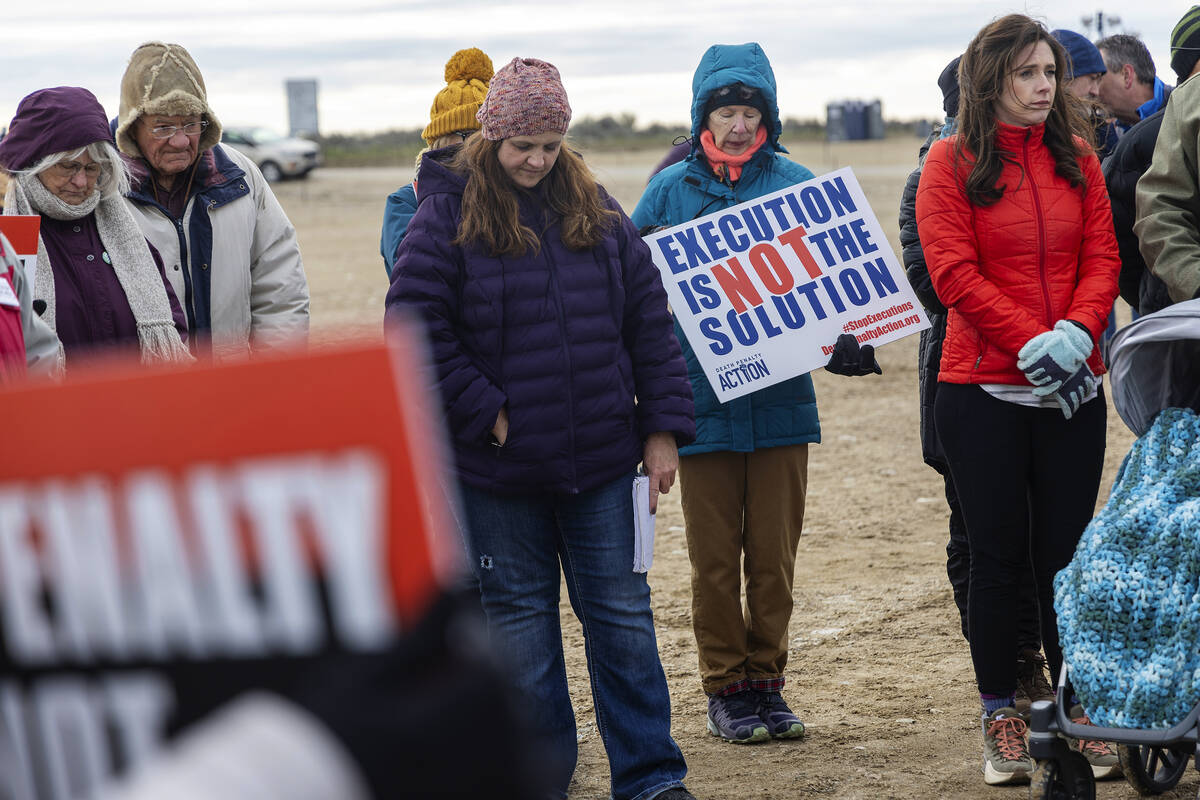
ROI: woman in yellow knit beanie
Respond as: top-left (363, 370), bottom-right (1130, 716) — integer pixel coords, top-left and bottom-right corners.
top-left (381, 48), bottom-right (494, 277)
top-left (422, 48), bottom-right (494, 147)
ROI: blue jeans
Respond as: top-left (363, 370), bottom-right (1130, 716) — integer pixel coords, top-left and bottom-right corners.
top-left (459, 475), bottom-right (687, 800)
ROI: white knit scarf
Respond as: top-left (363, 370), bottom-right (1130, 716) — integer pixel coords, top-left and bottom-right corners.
top-left (6, 175), bottom-right (192, 366)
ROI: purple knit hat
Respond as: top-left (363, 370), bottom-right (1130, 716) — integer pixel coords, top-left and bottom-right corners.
top-left (0, 87), bottom-right (113, 171)
top-left (476, 58), bottom-right (572, 141)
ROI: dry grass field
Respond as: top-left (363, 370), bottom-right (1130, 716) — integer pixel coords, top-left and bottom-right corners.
top-left (270, 137), bottom-right (1171, 799)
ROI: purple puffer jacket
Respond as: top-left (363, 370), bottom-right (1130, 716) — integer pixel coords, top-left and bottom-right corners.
top-left (385, 151), bottom-right (694, 495)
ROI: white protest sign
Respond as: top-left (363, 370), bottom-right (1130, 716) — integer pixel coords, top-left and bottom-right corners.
top-left (644, 167), bottom-right (929, 401)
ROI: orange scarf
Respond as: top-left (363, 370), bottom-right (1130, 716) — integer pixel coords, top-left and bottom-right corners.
top-left (699, 126), bottom-right (768, 183)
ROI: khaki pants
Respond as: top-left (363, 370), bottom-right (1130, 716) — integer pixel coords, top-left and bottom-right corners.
top-left (680, 444), bottom-right (809, 695)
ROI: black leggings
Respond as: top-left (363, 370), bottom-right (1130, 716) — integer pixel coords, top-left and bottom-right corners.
top-left (934, 383), bottom-right (1106, 696)
top-left (941, 468), bottom-right (1042, 650)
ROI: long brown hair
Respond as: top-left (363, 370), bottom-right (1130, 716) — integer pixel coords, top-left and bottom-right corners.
top-left (452, 134), bottom-right (617, 257)
top-left (955, 14), bottom-right (1092, 206)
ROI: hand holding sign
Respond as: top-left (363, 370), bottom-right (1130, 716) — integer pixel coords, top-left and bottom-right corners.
top-left (824, 333), bottom-right (882, 376)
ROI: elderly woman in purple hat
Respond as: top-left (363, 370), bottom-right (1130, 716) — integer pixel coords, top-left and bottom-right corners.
top-left (386, 58), bottom-right (697, 800)
top-left (0, 86), bottom-right (189, 368)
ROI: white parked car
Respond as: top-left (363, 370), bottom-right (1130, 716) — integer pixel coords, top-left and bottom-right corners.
top-left (221, 126), bottom-right (322, 182)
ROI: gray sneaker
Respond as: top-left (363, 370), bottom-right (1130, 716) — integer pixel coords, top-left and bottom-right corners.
top-left (707, 691), bottom-right (769, 744)
top-left (755, 691), bottom-right (806, 739)
top-left (1069, 704), bottom-right (1122, 780)
top-left (982, 707), bottom-right (1033, 785)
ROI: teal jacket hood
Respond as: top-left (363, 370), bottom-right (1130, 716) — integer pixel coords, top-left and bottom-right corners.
top-left (690, 42), bottom-right (785, 152)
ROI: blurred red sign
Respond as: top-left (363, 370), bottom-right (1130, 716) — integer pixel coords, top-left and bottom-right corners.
top-left (0, 215), bottom-right (40, 287)
top-left (0, 324), bottom-right (462, 793)
top-left (0, 216), bottom-right (39, 253)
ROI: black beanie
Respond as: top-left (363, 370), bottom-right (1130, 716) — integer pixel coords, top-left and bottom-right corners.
top-left (1171, 6), bottom-right (1200, 83)
top-left (938, 56), bottom-right (962, 117)
top-left (704, 83), bottom-right (769, 121)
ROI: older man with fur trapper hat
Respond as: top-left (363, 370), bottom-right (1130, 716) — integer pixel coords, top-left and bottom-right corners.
top-left (116, 41), bottom-right (309, 358)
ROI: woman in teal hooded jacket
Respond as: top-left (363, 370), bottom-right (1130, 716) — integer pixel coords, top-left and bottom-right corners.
top-left (632, 42), bottom-right (817, 745)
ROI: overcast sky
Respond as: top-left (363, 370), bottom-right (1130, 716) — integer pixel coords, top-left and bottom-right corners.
top-left (2, 1), bottom-right (1187, 136)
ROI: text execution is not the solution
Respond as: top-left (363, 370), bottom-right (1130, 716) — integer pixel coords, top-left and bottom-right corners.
top-left (653, 175), bottom-right (903, 356)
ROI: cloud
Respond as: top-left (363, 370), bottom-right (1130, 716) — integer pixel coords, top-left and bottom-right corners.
top-left (0, 0), bottom-right (1186, 134)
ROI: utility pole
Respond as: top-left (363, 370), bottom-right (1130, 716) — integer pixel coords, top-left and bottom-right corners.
top-left (1081, 10), bottom-right (1122, 39)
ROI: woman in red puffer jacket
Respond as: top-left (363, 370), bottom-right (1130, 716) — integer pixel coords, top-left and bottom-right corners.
top-left (915, 14), bottom-right (1119, 788)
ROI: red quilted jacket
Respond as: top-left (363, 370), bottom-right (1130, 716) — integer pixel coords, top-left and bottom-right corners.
top-left (915, 121), bottom-right (1119, 384)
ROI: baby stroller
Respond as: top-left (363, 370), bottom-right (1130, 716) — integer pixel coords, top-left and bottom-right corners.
top-left (1029, 299), bottom-right (1200, 799)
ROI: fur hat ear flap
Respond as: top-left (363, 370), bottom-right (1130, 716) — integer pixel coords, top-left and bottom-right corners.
top-left (115, 41), bottom-right (222, 158)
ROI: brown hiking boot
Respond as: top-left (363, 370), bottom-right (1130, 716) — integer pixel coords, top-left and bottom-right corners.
top-left (1014, 648), bottom-right (1054, 717)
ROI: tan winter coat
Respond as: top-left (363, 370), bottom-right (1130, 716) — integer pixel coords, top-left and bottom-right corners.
top-left (124, 144), bottom-right (309, 359)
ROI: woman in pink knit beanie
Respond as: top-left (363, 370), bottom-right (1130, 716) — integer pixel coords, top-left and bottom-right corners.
top-left (385, 57), bottom-right (697, 800)
top-left (472, 57), bottom-right (575, 191)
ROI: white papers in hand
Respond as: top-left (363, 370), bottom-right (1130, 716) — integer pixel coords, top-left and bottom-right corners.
top-left (632, 475), bottom-right (656, 573)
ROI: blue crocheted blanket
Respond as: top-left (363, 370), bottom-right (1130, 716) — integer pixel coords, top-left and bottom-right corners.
top-left (1055, 407), bottom-right (1200, 729)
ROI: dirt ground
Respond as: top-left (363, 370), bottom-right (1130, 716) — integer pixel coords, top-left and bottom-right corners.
top-left (270, 138), bottom-right (1185, 800)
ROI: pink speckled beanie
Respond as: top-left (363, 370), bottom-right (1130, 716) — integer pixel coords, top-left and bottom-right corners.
top-left (476, 57), bottom-right (572, 140)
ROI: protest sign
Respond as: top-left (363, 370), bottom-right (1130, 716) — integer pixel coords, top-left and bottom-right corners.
top-left (0, 216), bottom-right (41, 288)
top-left (644, 167), bottom-right (929, 401)
top-left (0, 326), bottom-right (464, 796)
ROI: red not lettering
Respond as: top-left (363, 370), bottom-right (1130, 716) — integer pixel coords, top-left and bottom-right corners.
top-left (748, 242), bottom-right (794, 295)
top-left (710, 256), bottom-right (763, 314)
top-left (777, 227), bottom-right (823, 279)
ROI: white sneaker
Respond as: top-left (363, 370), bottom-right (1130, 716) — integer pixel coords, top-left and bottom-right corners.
top-left (982, 707), bottom-right (1033, 785)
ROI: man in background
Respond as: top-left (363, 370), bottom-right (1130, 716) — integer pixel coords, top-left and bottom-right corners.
top-left (1098, 34), bottom-right (1172, 134)
top-left (1135, 8), bottom-right (1200, 306)
top-left (1107, 7), bottom-right (1200, 316)
top-left (1052, 29), bottom-right (1117, 158)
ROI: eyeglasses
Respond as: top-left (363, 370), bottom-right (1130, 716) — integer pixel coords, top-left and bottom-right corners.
top-left (51, 161), bottom-right (102, 179)
top-left (147, 121), bottom-right (208, 139)
top-left (713, 84), bottom-right (760, 102)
